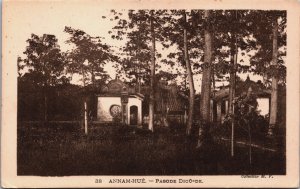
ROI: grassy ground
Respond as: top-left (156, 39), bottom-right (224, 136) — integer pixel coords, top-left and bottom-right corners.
top-left (17, 122), bottom-right (285, 176)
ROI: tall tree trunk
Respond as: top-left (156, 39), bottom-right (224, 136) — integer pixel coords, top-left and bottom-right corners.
top-left (228, 32), bottom-right (238, 156)
top-left (228, 40), bottom-right (236, 116)
top-left (183, 11), bottom-right (195, 136)
top-left (198, 10), bottom-right (212, 146)
top-left (268, 17), bottom-right (278, 136)
top-left (137, 23), bottom-right (142, 94)
top-left (228, 11), bottom-right (238, 156)
top-left (148, 10), bottom-right (156, 132)
top-left (82, 69), bottom-right (88, 135)
top-left (228, 11), bottom-right (238, 117)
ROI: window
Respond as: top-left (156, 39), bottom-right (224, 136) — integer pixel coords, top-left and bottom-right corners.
top-left (110, 105), bottom-right (121, 117)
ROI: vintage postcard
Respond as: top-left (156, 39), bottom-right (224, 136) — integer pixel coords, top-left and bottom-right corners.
top-left (1, 0), bottom-right (299, 188)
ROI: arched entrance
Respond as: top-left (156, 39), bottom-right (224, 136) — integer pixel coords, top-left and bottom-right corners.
top-left (130, 106), bottom-right (138, 125)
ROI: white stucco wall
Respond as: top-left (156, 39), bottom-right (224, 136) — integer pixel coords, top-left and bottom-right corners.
top-left (97, 97), bottom-right (121, 122)
top-left (97, 96), bottom-right (142, 125)
top-left (257, 98), bottom-right (269, 116)
top-left (127, 97), bottom-right (142, 125)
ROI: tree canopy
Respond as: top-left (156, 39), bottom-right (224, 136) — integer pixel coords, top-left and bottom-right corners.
top-left (19, 34), bottom-right (68, 87)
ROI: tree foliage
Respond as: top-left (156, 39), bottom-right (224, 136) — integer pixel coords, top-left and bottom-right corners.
top-left (248, 11), bottom-right (286, 84)
top-left (108, 10), bottom-right (179, 85)
top-left (64, 26), bottom-right (117, 86)
top-left (19, 34), bottom-right (68, 86)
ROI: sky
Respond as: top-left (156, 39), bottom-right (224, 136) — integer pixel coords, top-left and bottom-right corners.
top-left (5, 1), bottom-right (264, 93)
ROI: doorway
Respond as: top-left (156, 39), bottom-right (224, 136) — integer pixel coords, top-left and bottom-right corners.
top-left (130, 106), bottom-right (138, 125)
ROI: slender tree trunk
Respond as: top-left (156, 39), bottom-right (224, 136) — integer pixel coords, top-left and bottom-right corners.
top-left (198, 10), bottom-right (212, 146)
top-left (183, 11), bottom-right (195, 136)
top-left (228, 11), bottom-right (238, 116)
top-left (228, 35), bottom-right (238, 156)
top-left (137, 24), bottom-right (142, 94)
top-left (211, 64), bottom-right (216, 123)
top-left (82, 69), bottom-right (88, 135)
top-left (228, 12), bottom-right (238, 115)
top-left (268, 17), bottom-right (278, 136)
top-left (227, 11), bottom-right (239, 156)
top-left (228, 40), bottom-right (236, 116)
top-left (84, 100), bottom-right (88, 134)
top-left (148, 11), bottom-right (156, 132)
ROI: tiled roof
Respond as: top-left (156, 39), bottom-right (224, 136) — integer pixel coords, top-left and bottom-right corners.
top-left (213, 87), bottom-right (230, 101)
top-left (213, 77), bottom-right (271, 101)
top-left (99, 79), bottom-right (144, 98)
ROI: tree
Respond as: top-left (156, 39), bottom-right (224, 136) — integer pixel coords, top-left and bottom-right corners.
top-left (148, 10), bottom-right (156, 132)
top-left (268, 16), bottom-right (279, 136)
top-left (19, 34), bottom-right (66, 122)
top-left (247, 11), bottom-right (286, 135)
top-left (109, 10), bottom-right (168, 131)
top-left (249, 11), bottom-right (286, 83)
top-left (182, 10), bottom-right (195, 135)
top-left (64, 27), bottom-right (117, 134)
top-left (64, 27), bottom-right (116, 86)
top-left (198, 10), bottom-right (213, 146)
top-left (228, 11), bottom-right (239, 156)
top-left (157, 10), bottom-right (204, 134)
top-left (210, 10), bottom-right (286, 140)
top-left (113, 17), bottom-right (152, 88)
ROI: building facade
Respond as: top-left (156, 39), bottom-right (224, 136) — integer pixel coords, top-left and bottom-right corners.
top-left (211, 77), bottom-right (271, 124)
top-left (96, 79), bottom-right (144, 126)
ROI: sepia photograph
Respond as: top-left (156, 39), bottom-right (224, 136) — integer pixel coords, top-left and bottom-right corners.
top-left (1, 0), bottom-right (299, 188)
